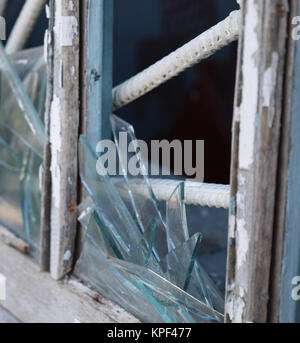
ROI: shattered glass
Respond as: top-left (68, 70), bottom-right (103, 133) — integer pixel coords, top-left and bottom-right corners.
top-left (75, 114), bottom-right (225, 322)
top-left (0, 43), bottom-right (45, 259)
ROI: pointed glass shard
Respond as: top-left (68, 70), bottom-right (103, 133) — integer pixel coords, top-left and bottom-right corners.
top-left (79, 135), bottom-right (142, 256)
top-left (77, 115), bottom-right (225, 321)
top-left (160, 232), bottom-right (202, 291)
top-left (74, 200), bottom-right (174, 323)
top-left (166, 182), bottom-right (189, 251)
top-left (110, 114), bottom-right (168, 260)
top-left (108, 257), bottom-right (224, 323)
top-left (164, 182), bottom-right (224, 312)
top-left (0, 44), bottom-right (44, 259)
top-left (0, 120), bottom-right (42, 260)
top-left (0, 43), bottom-right (44, 157)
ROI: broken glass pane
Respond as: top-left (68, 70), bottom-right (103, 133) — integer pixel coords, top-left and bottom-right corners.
top-left (108, 257), bottom-right (223, 323)
top-left (75, 201), bottom-right (174, 322)
top-left (76, 197), bottom-right (222, 323)
top-left (111, 114), bottom-right (169, 259)
top-left (111, 114), bottom-right (224, 312)
top-left (79, 135), bottom-right (142, 257)
top-left (0, 44), bottom-right (44, 156)
top-left (0, 43), bottom-right (45, 259)
top-left (75, 114), bottom-right (225, 322)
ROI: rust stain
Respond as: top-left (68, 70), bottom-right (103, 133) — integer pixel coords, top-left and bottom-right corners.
top-left (68, 203), bottom-right (76, 213)
top-left (92, 293), bottom-right (103, 303)
top-left (276, 3), bottom-right (285, 17)
top-left (21, 245), bottom-right (30, 254)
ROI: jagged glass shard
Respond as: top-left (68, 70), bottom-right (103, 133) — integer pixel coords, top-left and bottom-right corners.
top-left (0, 44), bottom-right (45, 260)
top-left (111, 114), bottom-right (169, 259)
top-left (74, 201), bottom-right (175, 323)
top-left (0, 43), bottom-right (44, 157)
top-left (165, 182), bottom-right (224, 313)
top-left (79, 135), bottom-right (142, 256)
top-left (0, 128), bottom-right (24, 233)
top-left (166, 182), bottom-right (189, 251)
top-left (22, 53), bottom-right (46, 119)
top-left (108, 257), bottom-right (224, 323)
top-left (192, 261), bottom-right (225, 314)
top-left (160, 232), bottom-right (202, 292)
top-left (128, 218), bottom-right (160, 271)
top-left (79, 137), bottom-right (163, 274)
top-left (10, 47), bottom-right (44, 82)
top-left (76, 116), bottom-right (225, 322)
top-left (0, 124), bottom-right (42, 260)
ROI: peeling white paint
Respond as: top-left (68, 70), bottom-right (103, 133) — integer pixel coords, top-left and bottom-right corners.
top-left (238, 1), bottom-right (259, 170)
top-left (59, 60), bottom-right (63, 88)
top-left (262, 52), bottom-right (279, 128)
top-left (236, 218), bottom-right (249, 270)
top-left (235, 288), bottom-right (246, 323)
top-left (50, 94), bottom-right (62, 209)
top-left (64, 250), bottom-right (72, 261)
top-left (50, 94), bottom-right (62, 152)
top-left (53, 0), bottom-right (62, 40)
top-left (60, 16), bottom-right (78, 47)
top-left (70, 65), bottom-right (75, 76)
top-left (54, 1), bottom-right (78, 49)
top-left (51, 160), bottom-right (61, 210)
top-left (69, 0), bottom-right (74, 11)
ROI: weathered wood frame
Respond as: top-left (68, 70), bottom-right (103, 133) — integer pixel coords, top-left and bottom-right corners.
top-left (47, 0), bottom-right (80, 280)
top-left (225, 0), bottom-right (300, 323)
top-left (273, 0), bottom-right (300, 323)
top-left (0, 239), bottom-right (138, 323)
top-left (41, 0), bottom-right (113, 280)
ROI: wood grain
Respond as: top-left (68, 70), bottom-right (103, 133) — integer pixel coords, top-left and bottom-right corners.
top-left (49, 0), bottom-right (80, 280)
top-left (0, 240), bottom-right (139, 323)
top-left (225, 0), bottom-right (289, 323)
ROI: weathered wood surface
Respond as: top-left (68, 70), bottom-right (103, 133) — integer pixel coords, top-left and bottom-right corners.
top-left (82, 0), bottom-right (113, 146)
top-left (40, 0), bottom-right (54, 273)
top-left (225, 0), bottom-right (289, 323)
top-left (275, 0), bottom-right (300, 323)
top-left (0, 225), bottom-right (29, 255)
top-left (267, 0), bottom-right (297, 323)
top-left (0, 240), bottom-right (139, 323)
top-left (49, 0), bottom-right (80, 280)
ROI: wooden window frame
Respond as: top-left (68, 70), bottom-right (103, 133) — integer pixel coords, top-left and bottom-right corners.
top-left (1, 0), bottom-right (300, 323)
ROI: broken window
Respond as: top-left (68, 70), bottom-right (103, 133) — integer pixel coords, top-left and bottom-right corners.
top-left (0, 43), bottom-right (45, 259)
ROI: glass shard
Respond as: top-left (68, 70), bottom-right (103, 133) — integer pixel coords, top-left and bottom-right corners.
top-left (108, 257), bottom-right (224, 323)
top-left (79, 135), bottom-right (142, 256)
top-left (76, 116), bottom-right (225, 322)
top-left (0, 43), bottom-right (44, 156)
top-left (0, 44), bottom-right (45, 259)
top-left (111, 114), bottom-right (169, 259)
top-left (75, 201), bottom-right (174, 322)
